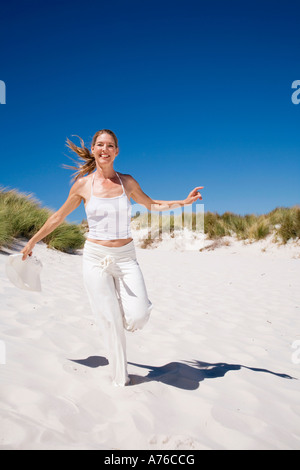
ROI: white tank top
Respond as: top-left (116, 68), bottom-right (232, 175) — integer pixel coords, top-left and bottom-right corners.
top-left (85, 172), bottom-right (132, 240)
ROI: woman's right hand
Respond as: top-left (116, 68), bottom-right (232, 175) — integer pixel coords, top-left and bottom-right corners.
top-left (21, 241), bottom-right (35, 261)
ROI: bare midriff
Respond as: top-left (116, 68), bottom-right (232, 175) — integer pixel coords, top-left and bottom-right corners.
top-left (86, 238), bottom-right (133, 247)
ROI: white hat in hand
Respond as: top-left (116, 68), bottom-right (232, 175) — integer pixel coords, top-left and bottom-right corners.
top-left (5, 254), bottom-right (43, 292)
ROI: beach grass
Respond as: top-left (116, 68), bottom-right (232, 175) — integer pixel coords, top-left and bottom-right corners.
top-left (0, 188), bottom-right (86, 252)
top-left (0, 188), bottom-right (299, 251)
top-left (131, 206), bottom-right (300, 244)
top-left (203, 207), bottom-right (299, 243)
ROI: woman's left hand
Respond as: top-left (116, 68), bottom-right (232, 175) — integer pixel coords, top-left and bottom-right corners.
top-left (184, 186), bottom-right (204, 205)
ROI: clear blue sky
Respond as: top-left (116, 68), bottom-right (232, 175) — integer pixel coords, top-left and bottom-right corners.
top-left (0, 0), bottom-right (299, 223)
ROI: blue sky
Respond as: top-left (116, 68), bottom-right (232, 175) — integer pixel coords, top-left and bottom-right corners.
top-left (0, 0), bottom-right (299, 223)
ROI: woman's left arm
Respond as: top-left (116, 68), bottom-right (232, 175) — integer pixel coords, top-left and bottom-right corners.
top-left (128, 176), bottom-right (204, 212)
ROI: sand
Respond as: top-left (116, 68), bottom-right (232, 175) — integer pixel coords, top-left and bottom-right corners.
top-left (0, 233), bottom-right (300, 450)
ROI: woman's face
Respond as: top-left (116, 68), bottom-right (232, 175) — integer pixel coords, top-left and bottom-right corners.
top-left (92, 133), bottom-right (119, 165)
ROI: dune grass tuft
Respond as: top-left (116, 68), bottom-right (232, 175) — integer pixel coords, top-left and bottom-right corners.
top-left (131, 205), bottom-right (300, 245)
top-left (0, 187), bottom-right (86, 252)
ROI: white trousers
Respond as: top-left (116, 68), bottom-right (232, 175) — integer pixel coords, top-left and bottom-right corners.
top-left (82, 240), bottom-right (152, 386)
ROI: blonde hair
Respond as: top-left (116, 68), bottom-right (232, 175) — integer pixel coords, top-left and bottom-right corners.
top-left (63, 129), bottom-right (119, 182)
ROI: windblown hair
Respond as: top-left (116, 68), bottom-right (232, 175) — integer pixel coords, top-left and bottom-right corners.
top-left (63, 129), bottom-right (119, 182)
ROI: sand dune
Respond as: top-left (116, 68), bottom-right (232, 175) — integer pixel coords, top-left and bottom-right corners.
top-left (0, 234), bottom-right (300, 450)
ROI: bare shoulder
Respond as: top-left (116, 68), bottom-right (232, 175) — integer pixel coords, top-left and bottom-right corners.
top-left (118, 173), bottom-right (139, 191)
top-left (118, 173), bottom-right (141, 198)
top-left (70, 174), bottom-right (93, 204)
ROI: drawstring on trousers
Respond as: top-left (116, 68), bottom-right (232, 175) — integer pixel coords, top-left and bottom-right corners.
top-left (100, 255), bottom-right (116, 276)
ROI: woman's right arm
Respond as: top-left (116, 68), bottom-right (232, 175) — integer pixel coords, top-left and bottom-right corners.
top-left (21, 178), bottom-right (85, 260)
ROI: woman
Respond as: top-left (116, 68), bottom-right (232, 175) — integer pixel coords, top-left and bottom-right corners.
top-left (21, 129), bottom-right (203, 386)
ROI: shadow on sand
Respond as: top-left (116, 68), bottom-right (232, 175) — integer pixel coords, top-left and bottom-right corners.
top-left (70, 356), bottom-right (109, 368)
top-left (69, 356), bottom-right (297, 390)
top-left (127, 360), bottom-right (297, 389)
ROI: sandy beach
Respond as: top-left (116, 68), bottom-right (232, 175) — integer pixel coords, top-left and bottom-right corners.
top-left (0, 233), bottom-right (300, 450)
